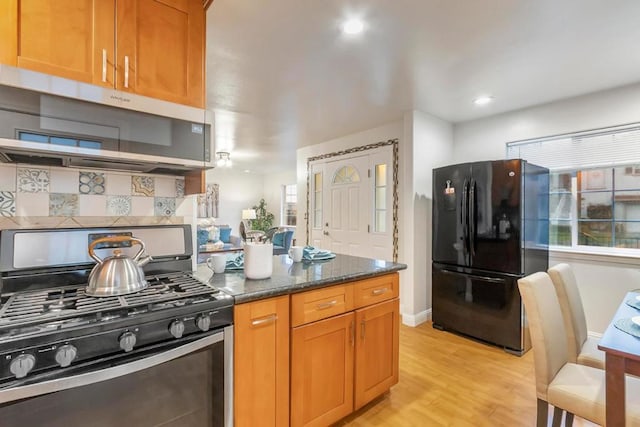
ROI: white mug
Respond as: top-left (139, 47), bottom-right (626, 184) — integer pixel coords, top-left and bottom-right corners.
top-left (288, 245), bottom-right (303, 263)
top-left (244, 242), bottom-right (273, 279)
top-left (206, 254), bottom-right (226, 274)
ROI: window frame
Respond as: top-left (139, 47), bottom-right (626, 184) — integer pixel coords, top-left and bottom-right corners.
top-left (281, 183), bottom-right (297, 227)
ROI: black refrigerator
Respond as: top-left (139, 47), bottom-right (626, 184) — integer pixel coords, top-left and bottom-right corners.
top-left (432, 159), bottom-right (549, 354)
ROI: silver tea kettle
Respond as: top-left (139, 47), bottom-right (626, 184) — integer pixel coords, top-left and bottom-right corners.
top-left (86, 235), bottom-right (153, 297)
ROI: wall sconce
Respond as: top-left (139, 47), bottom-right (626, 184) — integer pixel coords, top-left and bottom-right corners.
top-left (216, 151), bottom-right (232, 168)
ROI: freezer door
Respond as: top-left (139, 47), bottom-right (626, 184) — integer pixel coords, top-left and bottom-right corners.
top-left (432, 163), bottom-right (471, 266)
top-left (469, 160), bottom-right (522, 274)
top-left (432, 264), bottom-right (526, 352)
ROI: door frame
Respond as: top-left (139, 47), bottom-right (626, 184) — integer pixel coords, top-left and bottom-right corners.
top-left (305, 138), bottom-right (399, 261)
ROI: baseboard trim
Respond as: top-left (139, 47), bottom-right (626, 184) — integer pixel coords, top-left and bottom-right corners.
top-left (588, 331), bottom-right (603, 339)
top-left (401, 309), bottom-right (431, 327)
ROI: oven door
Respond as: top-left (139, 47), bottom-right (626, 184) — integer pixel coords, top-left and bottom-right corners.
top-left (0, 326), bottom-right (233, 427)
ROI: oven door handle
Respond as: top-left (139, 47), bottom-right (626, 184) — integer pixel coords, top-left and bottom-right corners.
top-left (0, 331), bottom-right (224, 404)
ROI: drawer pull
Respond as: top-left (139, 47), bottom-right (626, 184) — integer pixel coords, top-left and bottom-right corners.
top-left (251, 314), bottom-right (277, 326)
top-left (316, 300), bottom-right (338, 310)
top-left (371, 287), bottom-right (389, 296)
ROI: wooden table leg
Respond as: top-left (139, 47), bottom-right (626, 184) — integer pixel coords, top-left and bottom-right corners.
top-left (605, 353), bottom-right (626, 427)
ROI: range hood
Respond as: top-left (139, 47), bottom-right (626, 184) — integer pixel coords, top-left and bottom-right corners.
top-left (0, 64), bottom-right (214, 175)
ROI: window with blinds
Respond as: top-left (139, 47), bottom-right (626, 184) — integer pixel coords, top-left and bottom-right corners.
top-left (506, 124), bottom-right (640, 253)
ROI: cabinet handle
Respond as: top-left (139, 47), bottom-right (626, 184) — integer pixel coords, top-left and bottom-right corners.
top-left (360, 319), bottom-right (366, 340)
top-left (124, 55), bottom-right (130, 88)
top-left (251, 314), bottom-right (277, 326)
top-left (371, 287), bottom-right (389, 296)
top-left (102, 49), bottom-right (107, 82)
top-left (316, 300), bottom-right (337, 310)
top-left (350, 321), bottom-right (354, 346)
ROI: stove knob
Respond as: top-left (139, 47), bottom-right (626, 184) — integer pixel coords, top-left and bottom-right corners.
top-left (196, 315), bottom-right (211, 332)
top-left (9, 354), bottom-right (36, 379)
top-left (169, 320), bottom-right (185, 338)
top-left (119, 332), bottom-right (137, 352)
top-left (55, 344), bottom-right (78, 368)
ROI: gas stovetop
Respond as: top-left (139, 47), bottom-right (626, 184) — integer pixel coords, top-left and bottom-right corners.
top-left (0, 273), bottom-right (232, 341)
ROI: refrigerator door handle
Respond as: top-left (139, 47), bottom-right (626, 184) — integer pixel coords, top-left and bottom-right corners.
top-left (469, 179), bottom-right (477, 258)
top-left (441, 269), bottom-right (506, 284)
top-left (461, 179), bottom-right (469, 258)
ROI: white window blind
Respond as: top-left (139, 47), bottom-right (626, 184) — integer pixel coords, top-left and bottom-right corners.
top-left (506, 125), bottom-right (640, 170)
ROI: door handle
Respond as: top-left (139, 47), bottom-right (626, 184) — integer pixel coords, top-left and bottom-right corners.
top-left (102, 49), bottom-right (107, 82)
top-left (323, 231), bottom-right (329, 236)
top-left (441, 269), bottom-right (506, 284)
top-left (124, 55), bottom-right (130, 88)
top-left (251, 314), bottom-right (277, 326)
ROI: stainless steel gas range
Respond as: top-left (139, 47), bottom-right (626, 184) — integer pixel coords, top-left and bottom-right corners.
top-left (0, 225), bottom-right (233, 427)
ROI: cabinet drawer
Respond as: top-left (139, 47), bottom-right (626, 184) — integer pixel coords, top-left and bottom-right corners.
top-left (291, 285), bottom-right (354, 327)
top-left (353, 273), bottom-right (399, 309)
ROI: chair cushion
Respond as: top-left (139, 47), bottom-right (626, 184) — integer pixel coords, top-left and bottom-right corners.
top-left (577, 336), bottom-right (605, 369)
top-left (272, 232), bottom-right (284, 247)
top-left (219, 227), bottom-right (232, 243)
top-left (548, 362), bottom-right (640, 426)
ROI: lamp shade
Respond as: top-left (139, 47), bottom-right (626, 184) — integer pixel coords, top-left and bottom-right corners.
top-left (242, 209), bottom-right (257, 220)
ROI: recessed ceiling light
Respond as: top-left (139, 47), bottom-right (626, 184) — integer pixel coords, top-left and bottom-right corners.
top-left (342, 18), bottom-right (364, 35)
top-left (473, 96), bottom-right (494, 106)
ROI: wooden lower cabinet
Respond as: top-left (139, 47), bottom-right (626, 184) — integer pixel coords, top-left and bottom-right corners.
top-left (291, 312), bottom-right (355, 427)
top-left (234, 295), bottom-right (290, 427)
top-left (354, 298), bottom-right (400, 410)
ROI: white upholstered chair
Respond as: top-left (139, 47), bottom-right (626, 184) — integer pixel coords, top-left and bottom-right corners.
top-left (547, 263), bottom-right (605, 369)
top-left (518, 272), bottom-right (640, 426)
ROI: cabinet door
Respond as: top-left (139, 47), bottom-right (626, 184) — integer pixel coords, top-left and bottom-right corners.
top-left (291, 312), bottom-right (355, 427)
top-left (11, 0), bottom-right (115, 86)
top-left (234, 295), bottom-right (290, 427)
top-left (354, 298), bottom-right (399, 410)
top-left (116, 0), bottom-right (205, 107)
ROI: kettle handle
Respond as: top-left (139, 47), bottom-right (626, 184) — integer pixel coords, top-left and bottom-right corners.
top-left (88, 236), bottom-right (146, 264)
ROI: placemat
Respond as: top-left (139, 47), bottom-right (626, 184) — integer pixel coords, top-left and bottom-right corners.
top-left (614, 318), bottom-right (640, 339)
top-left (626, 298), bottom-right (640, 311)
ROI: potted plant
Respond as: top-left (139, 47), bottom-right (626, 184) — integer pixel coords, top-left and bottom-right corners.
top-left (250, 198), bottom-right (275, 232)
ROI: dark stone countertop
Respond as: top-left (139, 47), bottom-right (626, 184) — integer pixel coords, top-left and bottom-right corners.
top-left (194, 254), bottom-right (407, 304)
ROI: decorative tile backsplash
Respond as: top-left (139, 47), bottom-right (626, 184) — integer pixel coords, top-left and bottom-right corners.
top-left (0, 164), bottom-right (189, 229)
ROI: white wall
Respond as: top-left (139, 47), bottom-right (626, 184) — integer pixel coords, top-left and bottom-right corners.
top-left (204, 168), bottom-right (266, 235)
top-left (407, 111), bottom-right (454, 323)
top-left (454, 82), bottom-right (640, 333)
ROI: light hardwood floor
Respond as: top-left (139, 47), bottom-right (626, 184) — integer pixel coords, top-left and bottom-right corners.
top-left (339, 321), bottom-right (598, 426)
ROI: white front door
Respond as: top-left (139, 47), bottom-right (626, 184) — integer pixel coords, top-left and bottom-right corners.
top-left (309, 147), bottom-right (394, 260)
top-left (322, 155), bottom-right (369, 256)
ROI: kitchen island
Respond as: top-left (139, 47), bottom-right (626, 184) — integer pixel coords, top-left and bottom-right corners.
top-left (196, 254), bottom-right (406, 427)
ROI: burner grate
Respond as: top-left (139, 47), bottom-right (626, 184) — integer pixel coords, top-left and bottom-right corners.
top-left (0, 273), bottom-right (218, 329)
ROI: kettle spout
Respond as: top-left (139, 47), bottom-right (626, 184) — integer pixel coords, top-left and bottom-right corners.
top-left (136, 255), bottom-right (153, 267)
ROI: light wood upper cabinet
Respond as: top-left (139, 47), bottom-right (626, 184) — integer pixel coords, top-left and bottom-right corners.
top-left (354, 298), bottom-right (400, 410)
top-left (7, 0), bottom-right (115, 86)
top-left (234, 295), bottom-right (290, 427)
top-left (0, 0), bottom-right (204, 107)
top-left (116, 0), bottom-right (205, 107)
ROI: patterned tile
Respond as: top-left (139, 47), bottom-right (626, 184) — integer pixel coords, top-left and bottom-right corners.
top-left (131, 176), bottom-right (155, 196)
top-left (17, 168), bottom-right (49, 193)
top-left (49, 193), bottom-right (79, 216)
top-left (107, 195), bottom-right (132, 216)
top-left (176, 179), bottom-right (185, 198)
top-left (79, 172), bottom-right (106, 195)
top-left (154, 197), bottom-right (176, 217)
top-left (0, 191), bottom-right (16, 217)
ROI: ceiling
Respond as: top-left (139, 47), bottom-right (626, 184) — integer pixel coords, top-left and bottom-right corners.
top-left (205, 0), bottom-right (640, 174)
